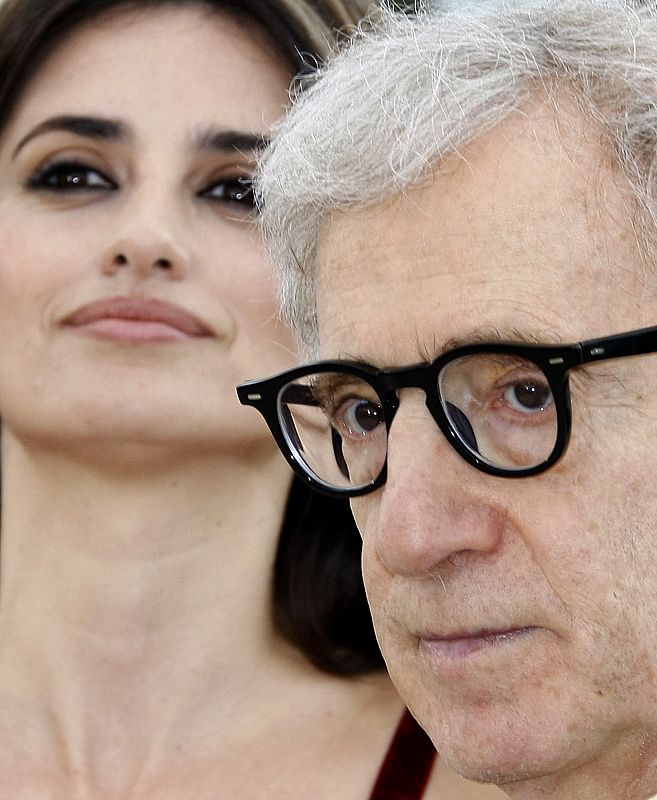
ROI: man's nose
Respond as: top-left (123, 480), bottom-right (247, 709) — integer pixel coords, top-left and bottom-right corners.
top-left (101, 191), bottom-right (191, 280)
top-left (369, 395), bottom-right (506, 578)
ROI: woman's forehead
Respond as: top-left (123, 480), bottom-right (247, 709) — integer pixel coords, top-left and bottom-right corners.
top-left (2, 5), bottom-right (292, 148)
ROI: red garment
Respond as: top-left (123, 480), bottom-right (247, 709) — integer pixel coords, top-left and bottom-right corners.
top-left (368, 709), bottom-right (437, 800)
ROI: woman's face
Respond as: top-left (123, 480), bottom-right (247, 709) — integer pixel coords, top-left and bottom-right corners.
top-left (0, 5), bottom-right (295, 454)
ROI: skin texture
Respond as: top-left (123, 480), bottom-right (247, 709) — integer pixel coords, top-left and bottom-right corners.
top-left (0, 6), bottom-right (505, 798)
top-left (0, 8), bottom-right (401, 799)
top-left (314, 98), bottom-right (657, 799)
top-left (0, 5), bottom-right (296, 460)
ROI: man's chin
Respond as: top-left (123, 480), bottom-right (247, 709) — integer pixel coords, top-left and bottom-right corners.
top-left (411, 702), bottom-right (584, 791)
top-left (440, 752), bottom-right (555, 788)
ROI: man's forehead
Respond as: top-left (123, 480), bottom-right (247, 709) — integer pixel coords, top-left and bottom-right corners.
top-left (314, 100), bottom-right (645, 363)
top-left (318, 97), bottom-right (614, 268)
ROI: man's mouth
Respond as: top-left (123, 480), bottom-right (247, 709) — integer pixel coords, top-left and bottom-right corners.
top-left (418, 626), bottom-right (540, 660)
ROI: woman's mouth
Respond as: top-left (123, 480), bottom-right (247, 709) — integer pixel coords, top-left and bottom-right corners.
top-left (62, 296), bottom-right (214, 342)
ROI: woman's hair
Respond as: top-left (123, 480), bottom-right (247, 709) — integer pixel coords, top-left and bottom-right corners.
top-left (275, 478), bottom-right (382, 674)
top-left (0, 0), bottom-right (374, 134)
top-left (257, 0), bottom-right (657, 352)
top-left (0, 0), bottom-right (383, 675)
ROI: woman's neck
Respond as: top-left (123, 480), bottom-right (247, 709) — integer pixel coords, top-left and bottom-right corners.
top-left (0, 430), bottom-right (303, 795)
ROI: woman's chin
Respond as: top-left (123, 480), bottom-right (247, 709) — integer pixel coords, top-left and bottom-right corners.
top-left (1, 403), bottom-right (276, 466)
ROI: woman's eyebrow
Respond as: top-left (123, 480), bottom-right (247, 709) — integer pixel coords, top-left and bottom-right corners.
top-left (12, 119), bottom-right (267, 161)
top-left (194, 127), bottom-right (268, 156)
top-left (12, 114), bottom-right (127, 158)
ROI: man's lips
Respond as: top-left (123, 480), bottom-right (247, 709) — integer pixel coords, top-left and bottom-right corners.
top-left (418, 626), bottom-right (540, 660)
top-left (62, 297), bottom-right (214, 341)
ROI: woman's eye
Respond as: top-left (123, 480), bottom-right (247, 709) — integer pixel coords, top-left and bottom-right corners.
top-left (27, 161), bottom-right (116, 192)
top-left (199, 176), bottom-right (255, 210)
top-left (503, 380), bottom-right (553, 413)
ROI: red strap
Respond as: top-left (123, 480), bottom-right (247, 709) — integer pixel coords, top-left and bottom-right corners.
top-left (368, 708), bottom-right (437, 800)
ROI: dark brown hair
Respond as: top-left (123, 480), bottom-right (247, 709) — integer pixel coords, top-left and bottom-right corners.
top-left (275, 478), bottom-right (382, 674)
top-left (0, 0), bottom-right (383, 675)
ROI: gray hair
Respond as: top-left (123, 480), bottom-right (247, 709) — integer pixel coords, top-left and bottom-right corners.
top-left (256, 0), bottom-right (657, 351)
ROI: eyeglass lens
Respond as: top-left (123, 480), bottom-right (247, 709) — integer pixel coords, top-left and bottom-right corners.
top-left (277, 353), bottom-right (559, 490)
top-left (278, 373), bottom-right (387, 491)
top-left (439, 354), bottom-right (557, 470)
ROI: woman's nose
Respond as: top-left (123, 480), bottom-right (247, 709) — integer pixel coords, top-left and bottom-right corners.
top-left (101, 199), bottom-right (191, 280)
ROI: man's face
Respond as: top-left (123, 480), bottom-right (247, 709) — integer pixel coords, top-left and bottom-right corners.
top-left (314, 103), bottom-right (657, 796)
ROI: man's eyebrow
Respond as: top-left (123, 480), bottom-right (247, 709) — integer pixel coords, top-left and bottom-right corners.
top-left (194, 127), bottom-right (268, 155)
top-left (330, 326), bottom-right (565, 366)
top-left (438, 326), bottom-right (565, 354)
top-left (12, 115), bottom-right (127, 159)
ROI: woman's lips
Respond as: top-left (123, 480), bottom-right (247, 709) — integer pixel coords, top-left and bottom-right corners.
top-left (419, 626), bottom-right (539, 661)
top-left (62, 297), bottom-right (214, 342)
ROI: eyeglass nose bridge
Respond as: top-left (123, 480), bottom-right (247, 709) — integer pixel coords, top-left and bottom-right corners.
top-left (379, 360), bottom-right (462, 448)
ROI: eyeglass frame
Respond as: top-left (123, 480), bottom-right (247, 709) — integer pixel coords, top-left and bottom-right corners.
top-left (236, 324), bottom-right (657, 498)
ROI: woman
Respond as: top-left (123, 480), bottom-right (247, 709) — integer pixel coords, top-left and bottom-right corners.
top-left (0, 0), bottom-right (505, 797)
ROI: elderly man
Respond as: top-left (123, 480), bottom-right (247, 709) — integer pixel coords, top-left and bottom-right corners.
top-left (238, 1), bottom-right (657, 796)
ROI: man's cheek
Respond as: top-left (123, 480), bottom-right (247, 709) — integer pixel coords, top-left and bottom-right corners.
top-left (360, 540), bottom-right (388, 615)
top-left (350, 493), bottom-right (378, 541)
top-left (352, 495), bottom-right (388, 598)
top-left (360, 539), bottom-right (402, 648)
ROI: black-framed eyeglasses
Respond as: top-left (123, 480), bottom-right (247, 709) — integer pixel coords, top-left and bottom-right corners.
top-left (236, 324), bottom-right (657, 498)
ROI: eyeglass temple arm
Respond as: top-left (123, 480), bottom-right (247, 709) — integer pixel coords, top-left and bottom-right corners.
top-left (237, 382), bottom-right (320, 409)
top-left (279, 384), bottom-right (321, 407)
top-left (578, 325), bottom-right (657, 365)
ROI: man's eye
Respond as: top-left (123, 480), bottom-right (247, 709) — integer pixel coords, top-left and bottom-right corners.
top-left (503, 380), bottom-right (554, 413)
top-left (334, 397), bottom-right (384, 438)
top-left (199, 177), bottom-right (255, 210)
top-left (27, 161), bottom-right (116, 191)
